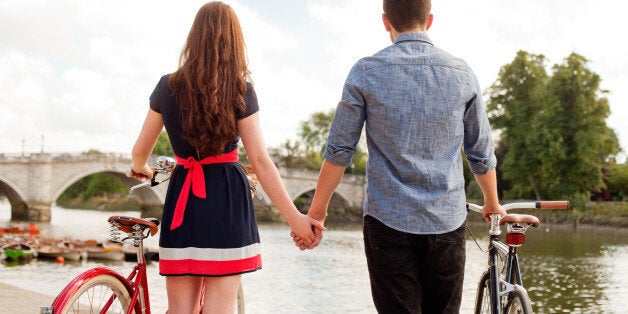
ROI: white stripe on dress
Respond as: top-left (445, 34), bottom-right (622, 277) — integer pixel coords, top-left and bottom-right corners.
top-left (159, 243), bottom-right (261, 261)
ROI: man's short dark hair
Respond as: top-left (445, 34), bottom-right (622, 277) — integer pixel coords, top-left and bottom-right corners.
top-left (383, 0), bottom-right (431, 32)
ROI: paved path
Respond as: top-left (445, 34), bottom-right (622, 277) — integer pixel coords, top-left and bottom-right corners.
top-left (0, 282), bottom-right (54, 313)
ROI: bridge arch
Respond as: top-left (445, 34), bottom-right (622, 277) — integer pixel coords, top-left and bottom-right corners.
top-left (0, 175), bottom-right (29, 219)
top-left (291, 187), bottom-right (352, 209)
top-left (51, 169), bottom-right (163, 206)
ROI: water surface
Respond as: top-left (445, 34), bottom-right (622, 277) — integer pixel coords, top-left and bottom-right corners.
top-left (1, 203), bottom-right (627, 313)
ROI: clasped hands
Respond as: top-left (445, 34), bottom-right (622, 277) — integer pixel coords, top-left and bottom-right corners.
top-left (290, 213), bottom-right (325, 251)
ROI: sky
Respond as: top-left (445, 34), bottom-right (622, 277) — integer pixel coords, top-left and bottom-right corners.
top-left (1, 0), bottom-right (627, 161)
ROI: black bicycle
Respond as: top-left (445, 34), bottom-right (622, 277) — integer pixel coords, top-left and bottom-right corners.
top-left (467, 201), bottom-right (569, 314)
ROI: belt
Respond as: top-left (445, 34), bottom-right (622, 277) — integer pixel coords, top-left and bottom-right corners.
top-left (171, 149), bottom-right (238, 230)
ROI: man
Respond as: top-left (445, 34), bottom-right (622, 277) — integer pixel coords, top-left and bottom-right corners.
top-left (297, 0), bottom-right (506, 313)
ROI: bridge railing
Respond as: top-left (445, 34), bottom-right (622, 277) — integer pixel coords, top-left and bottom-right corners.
top-left (0, 152), bottom-right (132, 162)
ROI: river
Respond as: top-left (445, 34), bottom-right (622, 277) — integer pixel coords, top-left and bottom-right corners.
top-left (1, 202), bottom-right (627, 313)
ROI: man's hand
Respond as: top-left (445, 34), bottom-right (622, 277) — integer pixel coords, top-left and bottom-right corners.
top-left (291, 213), bottom-right (325, 250)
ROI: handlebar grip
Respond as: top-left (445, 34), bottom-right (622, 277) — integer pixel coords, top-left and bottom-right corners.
top-left (538, 201), bottom-right (570, 209)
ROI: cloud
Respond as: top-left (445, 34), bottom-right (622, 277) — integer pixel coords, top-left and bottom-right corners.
top-left (1, 0), bottom-right (627, 158)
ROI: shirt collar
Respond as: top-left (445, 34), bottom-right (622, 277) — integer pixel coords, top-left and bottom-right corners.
top-left (394, 32), bottom-right (433, 46)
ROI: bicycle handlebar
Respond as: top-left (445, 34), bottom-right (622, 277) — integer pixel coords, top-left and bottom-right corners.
top-left (129, 156), bottom-right (176, 191)
top-left (467, 201), bottom-right (570, 213)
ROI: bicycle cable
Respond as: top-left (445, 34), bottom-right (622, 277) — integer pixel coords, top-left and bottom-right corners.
top-left (466, 225), bottom-right (488, 253)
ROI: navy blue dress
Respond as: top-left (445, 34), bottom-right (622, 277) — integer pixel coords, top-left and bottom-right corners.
top-left (149, 74), bottom-right (261, 276)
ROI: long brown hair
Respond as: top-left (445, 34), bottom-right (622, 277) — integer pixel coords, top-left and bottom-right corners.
top-left (169, 1), bottom-right (250, 158)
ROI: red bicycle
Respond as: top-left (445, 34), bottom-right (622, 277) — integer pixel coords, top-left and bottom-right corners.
top-left (40, 156), bottom-right (247, 313)
top-left (41, 216), bottom-right (160, 313)
top-left (40, 157), bottom-right (172, 314)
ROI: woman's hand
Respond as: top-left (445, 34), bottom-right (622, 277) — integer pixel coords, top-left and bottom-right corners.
top-left (287, 213), bottom-right (325, 249)
top-left (130, 163), bottom-right (154, 180)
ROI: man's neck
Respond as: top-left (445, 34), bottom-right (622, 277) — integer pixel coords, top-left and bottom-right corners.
top-left (390, 27), bottom-right (426, 42)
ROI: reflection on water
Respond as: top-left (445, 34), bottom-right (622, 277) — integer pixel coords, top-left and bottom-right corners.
top-left (515, 228), bottom-right (628, 313)
top-left (1, 202), bottom-right (627, 313)
top-left (466, 224), bottom-right (628, 313)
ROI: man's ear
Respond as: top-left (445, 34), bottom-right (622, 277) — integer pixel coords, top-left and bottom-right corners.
top-left (382, 13), bottom-right (393, 32)
top-left (425, 13), bottom-right (434, 31)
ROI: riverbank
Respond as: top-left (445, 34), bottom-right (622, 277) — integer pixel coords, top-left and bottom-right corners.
top-left (56, 195), bottom-right (141, 211)
top-left (0, 282), bottom-right (54, 313)
top-left (58, 197), bottom-right (628, 231)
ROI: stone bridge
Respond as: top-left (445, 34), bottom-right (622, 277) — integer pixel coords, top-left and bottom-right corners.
top-left (0, 153), bottom-right (365, 222)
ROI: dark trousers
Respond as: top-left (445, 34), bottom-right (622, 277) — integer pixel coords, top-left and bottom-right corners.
top-left (363, 215), bottom-right (466, 314)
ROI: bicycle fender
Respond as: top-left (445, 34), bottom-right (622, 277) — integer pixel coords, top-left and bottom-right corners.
top-left (50, 267), bottom-right (134, 310)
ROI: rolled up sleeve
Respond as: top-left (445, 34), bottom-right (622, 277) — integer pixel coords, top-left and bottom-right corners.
top-left (323, 64), bottom-right (366, 167)
top-left (463, 73), bottom-right (497, 175)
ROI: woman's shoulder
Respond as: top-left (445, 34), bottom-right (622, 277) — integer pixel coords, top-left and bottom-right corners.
top-left (155, 73), bottom-right (175, 93)
top-left (159, 73), bottom-right (173, 84)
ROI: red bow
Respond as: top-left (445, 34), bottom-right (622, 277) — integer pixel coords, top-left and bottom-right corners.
top-left (171, 150), bottom-right (238, 230)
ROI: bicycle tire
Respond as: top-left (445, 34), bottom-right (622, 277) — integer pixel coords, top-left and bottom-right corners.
top-left (504, 286), bottom-right (533, 314)
top-left (55, 273), bottom-right (133, 313)
top-left (474, 271), bottom-right (492, 314)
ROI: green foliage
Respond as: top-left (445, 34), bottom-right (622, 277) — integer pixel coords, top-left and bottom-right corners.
top-left (57, 176), bottom-right (90, 202)
top-left (153, 131), bottom-right (174, 156)
top-left (487, 51), bottom-right (620, 201)
top-left (299, 110), bottom-right (334, 155)
top-left (81, 173), bottom-right (127, 200)
top-left (83, 148), bottom-right (102, 155)
top-left (238, 146), bottom-right (249, 164)
top-left (270, 109), bottom-right (367, 174)
top-left (487, 51), bottom-right (559, 200)
top-left (605, 162), bottom-right (628, 201)
top-left (544, 53), bottom-right (619, 199)
top-left (59, 173), bottom-right (127, 202)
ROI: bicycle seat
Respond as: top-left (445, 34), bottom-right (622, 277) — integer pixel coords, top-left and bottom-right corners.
top-left (108, 216), bottom-right (160, 236)
top-left (499, 214), bottom-right (540, 228)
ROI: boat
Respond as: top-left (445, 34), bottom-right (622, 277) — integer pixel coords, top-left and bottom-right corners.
top-left (86, 248), bottom-right (125, 261)
top-left (0, 223), bottom-right (42, 236)
top-left (1, 242), bottom-right (36, 262)
top-left (35, 246), bottom-right (85, 261)
top-left (30, 238), bottom-right (86, 261)
top-left (80, 240), bottom-right (125, 261)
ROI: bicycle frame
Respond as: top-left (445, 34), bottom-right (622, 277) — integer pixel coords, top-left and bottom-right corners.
top-left (469, 201), bottom-right (569, 314)
top-left (118, 220), bottom-right (153, 314)
top-left (124, 249), bottom-right (151, 313)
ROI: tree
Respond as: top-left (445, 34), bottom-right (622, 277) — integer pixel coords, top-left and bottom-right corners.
top-left (82, 173), bottom-right (127, 200)
top-left (486, 51), bottom-right (559, 199)
top-left (487, 51), bottom-right (619, 201)
top-left (153, 130), bottom-right (173, 156)
top-left (266, 109), bottom-right (368, 173)
top-left (299, 109), bottom-right (335, 156)
top-left (604, 162), bottom-right (628, 201)
top-left (545, 53), bottom-right (619, 200)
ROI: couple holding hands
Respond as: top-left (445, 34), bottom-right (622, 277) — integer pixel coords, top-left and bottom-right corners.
top-left (131, 1), bottom-right (503, 313)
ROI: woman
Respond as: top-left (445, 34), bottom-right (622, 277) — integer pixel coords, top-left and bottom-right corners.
top-left (130, 2), bottom-right (324, 312)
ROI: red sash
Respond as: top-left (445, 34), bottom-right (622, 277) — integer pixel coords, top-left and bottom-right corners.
top-left (171, 150), bottom-right (239, 230)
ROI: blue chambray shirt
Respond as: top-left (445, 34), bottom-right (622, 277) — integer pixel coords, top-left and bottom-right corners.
top-left (323, 32), bottom-right (496, 234)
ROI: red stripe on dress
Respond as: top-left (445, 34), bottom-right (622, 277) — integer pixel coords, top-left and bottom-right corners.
top-left (159, 254), bottom-right (262, 275)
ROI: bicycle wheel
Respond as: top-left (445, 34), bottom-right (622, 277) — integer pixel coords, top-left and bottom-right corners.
top-left (55, 274), bottom-right (133, 313)
top-left (504, 287), bottom-right (533, 314)
top-left (474, 271), bottom-right (491, 314)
